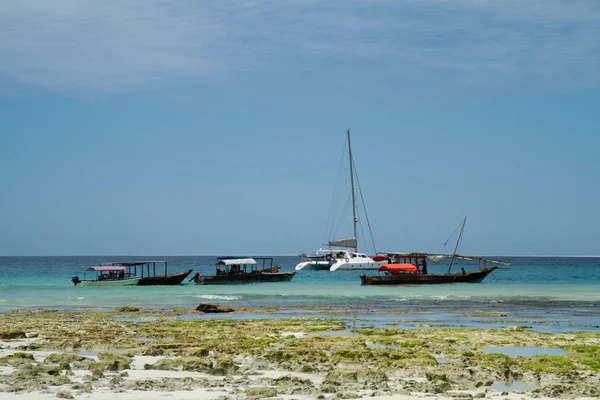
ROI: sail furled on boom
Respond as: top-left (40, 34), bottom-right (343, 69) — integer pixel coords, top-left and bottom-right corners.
top-left (427, 255), bottom-right (447, 263)
top-left (426, 254), bottom-right (511, 267)
top-left (328, 238), bottom-right (357, 248)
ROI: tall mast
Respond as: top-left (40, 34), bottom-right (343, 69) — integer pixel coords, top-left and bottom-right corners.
top-left (447, 217), bottom-right (467, 274)
top-left (347, 129), bottom-right (358, 252)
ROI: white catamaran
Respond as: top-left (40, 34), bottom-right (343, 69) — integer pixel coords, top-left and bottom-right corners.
top-left (296, 130), bottom-right (386, 272)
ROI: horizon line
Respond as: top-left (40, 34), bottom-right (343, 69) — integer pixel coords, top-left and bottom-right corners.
top-left (1, 254), bottom-right (599, 258)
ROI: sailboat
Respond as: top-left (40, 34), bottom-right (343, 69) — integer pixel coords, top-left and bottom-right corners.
top-left (359, 218), bottom-right (511, 284)
top-left (296, 130), bottom-right (386, 272)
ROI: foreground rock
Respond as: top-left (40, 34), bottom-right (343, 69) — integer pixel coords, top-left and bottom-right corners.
top-left (117, 306), bottom-right (140, 312)
top-left (196, 303), bottom-right (235, 313)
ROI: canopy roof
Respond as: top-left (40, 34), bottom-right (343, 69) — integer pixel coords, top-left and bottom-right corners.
top-left (102, 261), bottom-right (166, 266)
top-left (386, 252), bottom-right (429, 259)
top-left (86, 266), bottom-right (126, 272)
top-left (378, 264), bottom-right (418, 274)
top-left (216, 258), bottom-right (256, 266)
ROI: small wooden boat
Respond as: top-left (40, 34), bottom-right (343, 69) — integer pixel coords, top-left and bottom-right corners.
top-left (193, 257), bottom-right (295, 285)
top-left (71, 266), bottom-right (140, 286)
top-left (102, 261), bottom-right (192, 286)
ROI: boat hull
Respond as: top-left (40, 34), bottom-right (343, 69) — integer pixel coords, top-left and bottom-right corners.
top-left (359, 267), bottom-right (497, 285)
top-left (137, 269), bottom-right (193, 286)
top-left (195, 272), bottom-right (296, 285)
top-left (330, 260), bottom-right (386, 271)
top-left (76, 277), bottom-right (141, 287)
top-left (295, 261), bottom-right (332, 271)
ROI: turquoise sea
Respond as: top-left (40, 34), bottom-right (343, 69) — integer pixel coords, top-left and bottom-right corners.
top-left (1, 256), bottom-right (599, 333)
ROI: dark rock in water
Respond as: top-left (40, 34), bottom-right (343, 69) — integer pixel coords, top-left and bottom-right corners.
top-left (117, 306), bottom-right (140, 312)
top-left (196, 303), bottom-right (235, 313)
top-left (56, 392), bottom-right (74, 399)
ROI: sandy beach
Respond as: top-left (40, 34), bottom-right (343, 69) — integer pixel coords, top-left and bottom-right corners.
top-left (1, 306), bottom-right (599, 400)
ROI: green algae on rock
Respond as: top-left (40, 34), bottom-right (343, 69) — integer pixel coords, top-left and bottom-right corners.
top-left (0, 330), bottom-right (27, 340)
top-left (2, 308), bottom-right (600, 398)
top-left (0, 364), bottom-right (71, 392)
top-left (245, 386), bottom-right (277, 398)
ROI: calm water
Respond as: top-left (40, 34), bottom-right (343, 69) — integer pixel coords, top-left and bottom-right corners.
top-left (1, 256), bottom-right (599, 332)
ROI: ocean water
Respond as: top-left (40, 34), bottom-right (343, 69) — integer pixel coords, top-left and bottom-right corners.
top-left (1, 256), bottom-right (599, 332)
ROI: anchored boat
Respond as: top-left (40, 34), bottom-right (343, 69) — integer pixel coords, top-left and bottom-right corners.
top-left (359, 254), bottom-right (503, 285)
top-left (102, 261), bottom-right (192, 286)
top-left (360, 218), bottom-right (511, 285)
top-left (193, 257), bottom-right (295, 285)
top-left (71, 266), bottom-right (140, 286)
top-left (296, 130), bottom-right (384, 272)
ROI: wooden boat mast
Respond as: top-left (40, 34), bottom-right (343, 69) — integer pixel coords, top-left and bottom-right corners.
top-left (447, 217), bottom-right (467, 274)
top-left (347, 129), bottom-right (358, 252)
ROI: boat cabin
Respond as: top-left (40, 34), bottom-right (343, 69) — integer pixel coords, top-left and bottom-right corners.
top-left (215, 257), bottom-right (279, 275)
top-left (385, 253), bottom-right (429, 274)
top-left (324, 250), bottom-right (372, 261)
top-left (84, 266), bottom-right (129, 281)
top-left (102, 261), bottom-right (168, 279)
top-left (71, 265), bottom-right (141, 286)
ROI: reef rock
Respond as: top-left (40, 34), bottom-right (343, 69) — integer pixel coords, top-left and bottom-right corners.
top-left (357, 369), bottom-right (388, 389)
top-left (117, 306), bottom-right (140, 312)
top-left (0, 330), bottom-right (27, 340)
top-left (323, 369), bottom-right (358, 385)
top-left (196, 303), bottom-right (235, 313)
top-left (245, 386), bottom-right (277, 399)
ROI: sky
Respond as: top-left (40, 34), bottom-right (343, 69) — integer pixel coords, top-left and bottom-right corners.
top-left (1, 0), bottom-right (599, 256)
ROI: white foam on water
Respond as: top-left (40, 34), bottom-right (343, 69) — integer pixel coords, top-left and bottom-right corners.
top-left (193, 295), bottom-right (239, 301)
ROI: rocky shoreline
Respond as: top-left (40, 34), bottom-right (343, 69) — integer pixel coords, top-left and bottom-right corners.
top-left (1, 306), bottom-right (599, 399)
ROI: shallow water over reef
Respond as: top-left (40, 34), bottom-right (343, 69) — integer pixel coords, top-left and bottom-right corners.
top-left (1, 256), bottom-right (600, 333)
top-left (483, 346), bottom-right (567, 357)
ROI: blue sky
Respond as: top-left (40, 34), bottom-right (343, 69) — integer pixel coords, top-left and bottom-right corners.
top-left (1, 0), bottom-right (599, 256)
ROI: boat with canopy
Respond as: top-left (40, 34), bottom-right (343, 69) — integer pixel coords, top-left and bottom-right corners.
top-left (71, 266), bottom-right (140, 286)
top-left (101, 261), bottom-right (192, 286)
top-left (193, 257), bottom-right (295, 285)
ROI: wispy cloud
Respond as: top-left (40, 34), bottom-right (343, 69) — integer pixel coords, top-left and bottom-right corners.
top-left (1, 0), bottom-right (598, 93)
